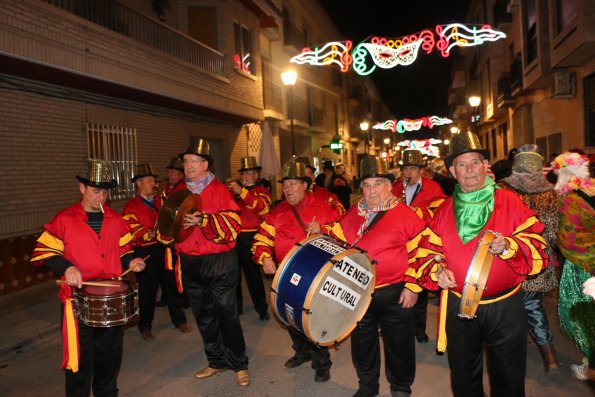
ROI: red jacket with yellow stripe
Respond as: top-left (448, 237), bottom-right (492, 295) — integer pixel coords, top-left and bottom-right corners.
top-left (174, 179), bottom-right (241, 255)
top-left (325, 200), bottom-right (426, 291)
top-left (122, 196), bottom-right (160, 248)
top-left (31, 202), bottom-right (133, 280)
top-left (252, 192), bottom-right (340, 264)
top-left (237, 184), bottom-right (272, 232)
top-left (413, 189), bottom-right (548, 295)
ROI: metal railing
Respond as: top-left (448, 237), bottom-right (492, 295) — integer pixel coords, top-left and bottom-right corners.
top-left (45, 0), bottom-right (226, 76)
top-left (309, 105), bottom-right (324, 129)
top-left (264, 80), bottom-right (283, 114)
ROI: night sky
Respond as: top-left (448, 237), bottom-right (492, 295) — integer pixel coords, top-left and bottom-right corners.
top-left (319, 0), bottom-right (470, 122)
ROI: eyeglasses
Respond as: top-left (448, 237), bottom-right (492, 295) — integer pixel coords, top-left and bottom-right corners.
top-left (182, 159), bottom-right (207, 165)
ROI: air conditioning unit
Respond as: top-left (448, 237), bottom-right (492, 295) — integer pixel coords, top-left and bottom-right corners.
top-left (550, 71), bottom-right (575, 99)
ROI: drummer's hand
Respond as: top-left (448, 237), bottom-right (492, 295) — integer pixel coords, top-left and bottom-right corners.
top-left (399, 288), bottom-right (418, 308)
top-left (436, 266), bottom-right (457, 290)
top-left (129, 258), bottom-right (146, 272)
top-left (262, 257), bottom-right (277, 275)
top-left (488, 234), bottom-right (508, 255)
top-left (183, 211), bottom-right (203, 229)
top-left (64, 266), bottom-right (83, 289)
top-left (307, 221), bottom-right (321, 235)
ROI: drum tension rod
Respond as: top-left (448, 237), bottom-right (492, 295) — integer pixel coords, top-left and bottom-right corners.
top-left (270, 287), bottom-right (277, 294)
top-left (302, 308), bottom-right (312, 315)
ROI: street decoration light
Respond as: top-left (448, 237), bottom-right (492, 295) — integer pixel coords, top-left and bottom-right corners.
top-left (397, 139), bottom-right (442, 157)
top-left (281, 69), bottom-right (298, 156)
top-left (290, 23), bottom-right (506, 75)
top-left (372, 115), bottom-right (452, 133)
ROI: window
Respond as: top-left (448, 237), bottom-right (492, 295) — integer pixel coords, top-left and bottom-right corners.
top-left (524, 0), bottom-right (537, 64)
top-left (491, 128), bottom-right (497, 159)
top-left (234, 22), bottom-right (255, 75)
top-left (86, 124), bottom-right (137, 200)
top-left (586, 73), bottom-right (595, 147)
top-left (555, 0), bottom-right (577, 34)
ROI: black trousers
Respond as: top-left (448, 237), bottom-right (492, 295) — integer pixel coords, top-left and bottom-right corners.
top-left (235, 231), bottom-right (268, 315)
top-left (159, 247), bottom-right (187, 327)
top-left (351, 283), bottom-right (415, 395)
top-left (135, 244), bottom-right (186, 331)
top-left (64, 322), bottom-right (124, 397)
top-left (181, 250), bottom-right (249, 371)
top-left (287, 327), bottom-right (332, 370)
top-left (413, 289), bottom-right (428, 333)
top-left (445, 290), bottom-right (527, 397)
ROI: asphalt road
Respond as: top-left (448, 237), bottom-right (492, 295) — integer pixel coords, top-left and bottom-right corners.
top-left (0, 277), bottom-right (593, 397)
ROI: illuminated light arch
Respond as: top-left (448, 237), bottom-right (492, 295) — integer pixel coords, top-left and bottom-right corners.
top-left (373, 116), bottom-right (452, 133)
top-left (289, 23), bottom-right (506, 75)
top-left (398, 139), bottom-right (442, 157)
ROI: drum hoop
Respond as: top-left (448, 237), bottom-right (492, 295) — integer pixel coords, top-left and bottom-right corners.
top-left (458, 231), bottom-right (496, 319)
top-left (301, 249), bottom-right (376, 346)
top-left (270, 235), bottom-right (329, 320)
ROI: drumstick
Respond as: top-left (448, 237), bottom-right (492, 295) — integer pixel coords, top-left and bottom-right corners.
top-left (119, 254), bottom-right (151, 278)
top-left (306, 216), bottom-right (317, 238)
top-left (56, 280), bottom-right (121, 288)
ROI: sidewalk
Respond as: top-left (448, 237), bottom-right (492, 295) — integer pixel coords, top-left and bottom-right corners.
top-left (0, 281), bottom-right (61, 363)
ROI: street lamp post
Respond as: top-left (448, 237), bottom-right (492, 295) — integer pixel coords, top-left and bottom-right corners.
top-left (281, 69), bottom-right (298, 156)
top-left (468, 95), bottom-right (481, 133)
top-left (360, 121), bottom-right (370, 155)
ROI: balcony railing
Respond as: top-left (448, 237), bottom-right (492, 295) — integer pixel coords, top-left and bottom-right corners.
top-left (510, 56), bottom-right (523, 95)
top-left (309, 105), bottom-right (325, 129)
top-left (264, 80), bottom-right (283, 114)
top-left (283, 19), bottom-right (305, 50)
top-left (497, 74), bottom-right (515, 108)
top-left (45, 0), bottom-right (226, 76)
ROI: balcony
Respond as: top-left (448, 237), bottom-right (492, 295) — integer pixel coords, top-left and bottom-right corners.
top-left (263, 80), bottom-right (283, 119)
top-left (309, 105), bottom-right (325, 133)
top-left (550, 0), bottom-right (595, 67)
top-left (510, 57), bottom-right (523, 96)
top-left (45, 0), bottom-right (226, 76)
top-left (497, 74), bottom-right (515, 108)
top-left (283, 19), bottom-right (306, 52)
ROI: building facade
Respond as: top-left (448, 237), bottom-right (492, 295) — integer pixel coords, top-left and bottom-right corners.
top-left (0, 0), bottom-right (387, 295)
top-left (449, 0), bottom-right (594, 163)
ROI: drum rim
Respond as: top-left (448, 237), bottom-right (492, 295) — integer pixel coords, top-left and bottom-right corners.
top-left (302, 250), bottom-right (376, 346)
top-left (272, 235), bottom-right (376, 346)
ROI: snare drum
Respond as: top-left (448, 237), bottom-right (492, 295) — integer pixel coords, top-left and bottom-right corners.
top-left (271, 235), bottom-right (375, 346)
top-left (73, 278), bottom-right (139, 327)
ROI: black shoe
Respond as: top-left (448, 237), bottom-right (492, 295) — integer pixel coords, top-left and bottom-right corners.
top-left (353, 390), bottom-right (378, 397)
top-left (259, 311), bottom-right (270, 321)
top-left (415, 330), bottom-right (429, 343)
top-left (284, 355), bottom-right (311, 368)
top-left (314, 368), bottom-right (330, 382)
top-left (155, 298), bottom-right (166, 307)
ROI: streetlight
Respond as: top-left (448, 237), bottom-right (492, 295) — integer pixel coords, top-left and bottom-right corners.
top-left (360, 121), bottom-right (370, 155)
top-left (281, 69), bottom-right (298, 156)
top-left (468, 95), bottom-right (481, 133)
top-left (450, 126), bottom-right (459, 134)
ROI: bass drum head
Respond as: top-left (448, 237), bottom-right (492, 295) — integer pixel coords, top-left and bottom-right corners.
top-left (302, 250), bottom-right (375, 346)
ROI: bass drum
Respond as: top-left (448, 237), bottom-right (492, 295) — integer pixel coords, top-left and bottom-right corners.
top-left (271, 235), bottom-right (375, 346)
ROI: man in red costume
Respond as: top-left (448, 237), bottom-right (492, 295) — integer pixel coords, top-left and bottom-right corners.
top-left (295, 156), bottom-right (346, 215)
top-left (252, 159), bottom-right (341, 383)
top-left (313, 156), bottom-right (427, 397)
top-left (391, 149), bottom-right (446, 344)
top-left (155, 156), bottom-right (190, 310)
top-left (31, 158), bottom-right (146, 397)
top-left (123, 163), bottom-right (190, 340)
top-left (175, 138), bottom-right (250, 387)
top-left (415, 131), bottom-right (549, 397)
top-left (227, 156), bottom-right (272, 320)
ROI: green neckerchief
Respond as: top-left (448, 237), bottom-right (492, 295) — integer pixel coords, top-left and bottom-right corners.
top-left (453, 177), bottom-right (497, 244)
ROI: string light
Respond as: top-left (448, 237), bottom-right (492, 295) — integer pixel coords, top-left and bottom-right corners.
top-left (290, 23), bottom-right (506, 75)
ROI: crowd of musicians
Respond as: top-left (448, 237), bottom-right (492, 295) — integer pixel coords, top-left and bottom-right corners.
top-left (29, 131), bottom-right (594, 397)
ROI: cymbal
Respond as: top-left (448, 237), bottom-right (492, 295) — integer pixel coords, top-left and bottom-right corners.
top-left (157, 189), bottom-right (192, 237)
top-left (173, 194), bottom-right (202, 242)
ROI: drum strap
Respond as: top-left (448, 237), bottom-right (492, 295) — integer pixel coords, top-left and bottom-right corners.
top-left (291, 206), bottom-right (309, 232)
top-left (353, 211), bottom-right (387, 246)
